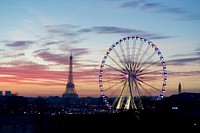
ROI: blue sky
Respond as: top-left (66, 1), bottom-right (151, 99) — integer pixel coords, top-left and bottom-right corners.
top-left (0, 0), bottom-right (200, 97)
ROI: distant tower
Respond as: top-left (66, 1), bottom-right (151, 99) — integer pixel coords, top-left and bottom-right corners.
top-left (62, 51), bottom-right (78, 98)
top-left (178, 82), bottom-right (181, 94)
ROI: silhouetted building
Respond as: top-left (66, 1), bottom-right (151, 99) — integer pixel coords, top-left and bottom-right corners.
top-left (62, 51), bottom-right (78, 98)
top-left (5, 91), bottom-right (11, 96)
top-left (0, 91), bottom-right (2, 96)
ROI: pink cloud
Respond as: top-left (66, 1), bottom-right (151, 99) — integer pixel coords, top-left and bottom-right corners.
top-left (35, 51), bottom-right (68, 65)
top-left (0, 60), bottom-right (100, 87)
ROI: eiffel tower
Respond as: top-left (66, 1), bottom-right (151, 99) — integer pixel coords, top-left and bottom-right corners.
top-left (62, 51), bottom-right (78, 98)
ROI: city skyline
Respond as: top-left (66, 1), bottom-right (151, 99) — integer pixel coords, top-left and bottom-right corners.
top-left (0, 0), bottom-right (200, 97)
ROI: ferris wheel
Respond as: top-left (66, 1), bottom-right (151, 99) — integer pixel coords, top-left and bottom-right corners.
top-left (99, 36), bottom-right (167, 112)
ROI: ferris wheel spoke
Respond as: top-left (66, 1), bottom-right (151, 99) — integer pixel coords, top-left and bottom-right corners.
top-left (104, 77), bottom-right (124, 83)
top-left (136, 78), bottom-right (160, 91)
top-left (131, 38), bottom-right (137, 67)
top-left (137, 81), bottom-right (152, 96)
top-left (133, 80), bottom-right (142, 97)
top-left (112, 48), bottom-right (129, 70)
top-left (137, 69), bottom-right (162, 77)
top-left (107, 55), bottom-right (126, 71)
top-left (119, 42), bottom-right (129, 67)
top-left (114, 80), bottom-right (127, 94)
top-left (128, 78), bottom-right (138, 110)
top-left (105, 63), bottom-right (126, 74)
top-left (137, 51), bottom-right (157, 71)
top-left (116, 80), bottom-right (128, 109)
top-left (133, 81), bottom-right (144, 110)
top-left (125, 38), bottom-right (131, 67)
top-left (136, 60), bottom-right (160, 74)
top-left (111, 80), bottom-right (127, 107)
top-left (134, 40), bottom-right (144, 69)
top-left (136, 44), bottom-right (151, 68)
top-left (104, 79), bottom-right (125, 92)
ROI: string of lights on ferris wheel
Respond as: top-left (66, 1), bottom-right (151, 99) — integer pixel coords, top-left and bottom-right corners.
top-left (99, 35), bottom-right (167, 112)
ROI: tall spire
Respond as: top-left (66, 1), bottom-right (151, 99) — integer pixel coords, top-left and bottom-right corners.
top-left (62, 51), bottom-right (78, 98)
top-left (68, 50), bottom-right (73, 84)
top-left (178, 82), bottom-right (181, 94)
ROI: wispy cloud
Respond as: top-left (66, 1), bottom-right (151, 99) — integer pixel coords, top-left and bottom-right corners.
top-left (168, 70), bottom-right (200, 77)
top-left (167, 57), bottom-right (200, 66)
top-left (0, 53), bottom-right (25, 58)
top-left (168, 47), bottom-right (200, 65)
top-left (171, 47), bottom-right (200, 58)
top-left (195, 48), bottom-right (200, 56)
top-left (120, 1), bottom-right (142, 8)
top-left (33, 48), bottom-right (50, 53)
top-left (119, 0), bottom-right (200, 21)
top-left (44, 24), bottom-right (79, 37)
top-left (79, 26), bottom-right (141, 34)
top-left (42, 41), bottom-right (64, 46)
top-left (70, 48), bottom-right (90, 57)
top-left (0, 66), bottom-right (65, 86)
top-left (34, 51), bottom-right (67, 65)
top-left (33, 47), bottom-right (91, 68)
top-left (6, 41), bottom-right (34, 49)
top-left (0, 23), bottom-right (174, 89)
top-left (44, 24), bottom-right (79, 29)
top-left (7, 60), bottom-right (47, 71)
top-left (0, 60), bottom-right (99, 86)
top-left (183, 13), bottom-right (200, 21)
top-left (43, 24), bottom-right (85, 46)
top-left (79, 26), bottom-right (173, 39)
top-left (43, 24), bottom-right (172, 43)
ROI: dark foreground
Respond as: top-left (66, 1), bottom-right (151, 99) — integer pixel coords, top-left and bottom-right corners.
top-left (0, 110), bottom-right (199, 133)
top-left (0, 92), bottom-right (199, 132)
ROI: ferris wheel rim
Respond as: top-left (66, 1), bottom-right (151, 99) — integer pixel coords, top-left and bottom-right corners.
top-left (99, 35), bottom-right (167, 111)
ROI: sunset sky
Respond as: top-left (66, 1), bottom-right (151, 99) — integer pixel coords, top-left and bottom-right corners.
top-left (0, 0), bottom-right (199, 97)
